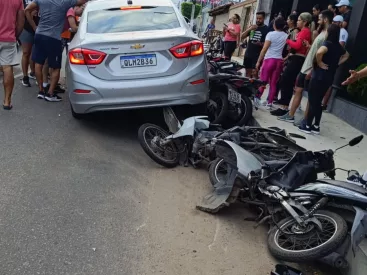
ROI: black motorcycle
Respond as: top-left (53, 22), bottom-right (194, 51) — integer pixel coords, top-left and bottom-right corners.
top-left (197, 135), bottom-right (365, 263)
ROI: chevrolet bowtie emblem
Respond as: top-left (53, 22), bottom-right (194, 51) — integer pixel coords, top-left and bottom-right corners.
top-left (130, 44), bottom-right (145, 50)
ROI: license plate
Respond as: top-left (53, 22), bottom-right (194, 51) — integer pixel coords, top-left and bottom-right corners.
top-left (228, 89), bottom-right (241, 103)
top-left (120, 54), bottom-right (157, 68)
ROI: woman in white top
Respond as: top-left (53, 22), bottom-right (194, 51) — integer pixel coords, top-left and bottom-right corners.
top-left (255, 17), bottom-right (288, 109)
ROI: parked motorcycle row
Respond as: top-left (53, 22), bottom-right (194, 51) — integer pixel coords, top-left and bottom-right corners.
top-left (138, 106), bottom-right (367, 271)
top-left (204, 44), bottom-right (266, 129)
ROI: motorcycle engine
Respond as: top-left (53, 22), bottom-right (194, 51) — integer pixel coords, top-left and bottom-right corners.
top-left (193, 133), bottom-right (209, 154)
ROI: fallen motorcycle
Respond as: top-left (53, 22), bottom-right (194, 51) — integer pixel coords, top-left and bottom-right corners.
top-left (138, 108), bottom-right (303, 169)
top-left (197, 135), bottom-right (366, 263)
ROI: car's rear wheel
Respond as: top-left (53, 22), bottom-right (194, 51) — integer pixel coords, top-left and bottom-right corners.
top-left (70, 104), bottom-right (85, 120)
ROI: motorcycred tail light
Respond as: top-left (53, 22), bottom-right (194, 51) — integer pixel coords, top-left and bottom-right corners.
top-left (169, 40), bottom-right (204, 59)
top-left (69, 48), bottom-right (107, 65)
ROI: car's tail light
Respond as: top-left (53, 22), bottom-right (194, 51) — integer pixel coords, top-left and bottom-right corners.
top-left (190, 79), bottom-right (205, 85)
top-left (69, 48), bottom-right (106, 65)
top-left (170, 40), bottom-right (204, 59)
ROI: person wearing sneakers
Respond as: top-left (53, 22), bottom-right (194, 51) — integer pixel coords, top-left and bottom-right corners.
top-left (270, 12), bottom-right (312, 116)
top-left (278, 10), bottom-right (334, 125)
top-left (298, 24), bottom-right (349, 135)
top-left (25, 0), bottom-right (88, 102)
top-left (0, 0), bottom-right (25, 110)
top-left (254, 18), bottom-right (288, 110)
top-left (19, 0), bottom-right (39, 87)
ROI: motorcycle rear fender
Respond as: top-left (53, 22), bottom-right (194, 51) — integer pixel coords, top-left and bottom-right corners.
top-left (169, 117), bottom-right (210, 139)
top-left (220, 140), bottom-right (262, 177)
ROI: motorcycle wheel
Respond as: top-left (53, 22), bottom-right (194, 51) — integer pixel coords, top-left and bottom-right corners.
top-left (207, 92), bottom-right (228, 124)
top-left (267, 210), bottom-right (348, 262)
top-left (138, 123), bottom-right (179, 168)
top-left (226, 96), bottom-right (253, 127)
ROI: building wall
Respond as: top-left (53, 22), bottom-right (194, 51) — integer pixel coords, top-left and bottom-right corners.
top-left (214, 13), bottom-right (229, 31)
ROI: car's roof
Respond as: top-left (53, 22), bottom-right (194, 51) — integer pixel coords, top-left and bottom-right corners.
top-left (87, 0), bottom-right (175, 11)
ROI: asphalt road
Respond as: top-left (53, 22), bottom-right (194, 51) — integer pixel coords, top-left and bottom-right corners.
top-left (0, 78), bottom-right (278, 275)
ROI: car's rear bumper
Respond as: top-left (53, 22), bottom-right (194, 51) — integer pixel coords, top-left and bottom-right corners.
top-left (67, 66), bottom-right (208, 114)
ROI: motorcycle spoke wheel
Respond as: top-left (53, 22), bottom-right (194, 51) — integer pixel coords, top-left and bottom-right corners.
top-left (143, 127), bottom-right (178, 162)
top-left (275, 216), bottom-right (337, 252)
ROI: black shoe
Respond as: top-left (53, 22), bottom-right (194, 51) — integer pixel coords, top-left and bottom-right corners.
top-left (322, 105), bottom-right (328, 112)
top-left (55, 84), bottom-right (66, 94)
top-left (22, 76), bottom-right (31, 87)
top-left (37, 91), bottom-right (45, 99)
top-left (298, 124), bottom-right (311, 134)
top-left (311, 125), bottom-right (320, 135)
top-left (270, 108), bottom-right (288, 117)
top-left (29, 72), bottom-right (36, 80)
top-left (45, 93), bottom-right (62, 102)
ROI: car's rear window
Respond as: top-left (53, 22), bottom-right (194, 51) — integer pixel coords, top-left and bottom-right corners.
top-left (87, 6), bottom-right (180, 33)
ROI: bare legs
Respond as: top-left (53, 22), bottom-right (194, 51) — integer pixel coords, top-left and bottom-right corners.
top-left (288, 86), bottom-right (304, 117)
top-left (2, 65), bottom-right (14, 106)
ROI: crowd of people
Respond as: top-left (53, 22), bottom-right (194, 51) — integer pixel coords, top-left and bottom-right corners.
top-left (221, 0), bottom-right (361, 135)
top-left (0, 0), bottom-right (87, 110)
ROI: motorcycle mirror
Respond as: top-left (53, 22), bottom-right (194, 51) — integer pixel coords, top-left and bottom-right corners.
top-left (349, 135), bottom-right (364, 147)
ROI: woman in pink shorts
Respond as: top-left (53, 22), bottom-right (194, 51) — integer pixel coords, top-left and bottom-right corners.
top-left (255, 17), bottom-right (288, 109)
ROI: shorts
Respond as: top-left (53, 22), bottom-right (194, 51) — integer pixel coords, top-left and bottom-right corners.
top-left (223, 41), bottom-right (237, 59)
top-left (0, 42), bottom-right (18, 66)
top-left (19, 29), bottom-right (35, 44)
top-left (243, 55), bottom-right (258, 70)
top-left (32, 34), bottom-right (62, 69)
top-left (295, 72), bottom-right (310, 90)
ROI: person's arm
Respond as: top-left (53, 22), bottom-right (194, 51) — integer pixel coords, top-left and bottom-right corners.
top-left (16, 2), bottom-right (25, 38)
top-left (286, 29), bottom-right (305, 50)
top-left (339, 41), bottom-right (346, 48)
top-left (342, 21), bottom-right (348, 29)
top-left (338, 51), bottom-right (349, 66)
top-left (241, 25), bottom-right (256, 39)
top-left (25, 1), bottom-right (38, 32)
top-left (256, 40), bottom-right (271, 71)
top-left (316, 46), bottom-right (328, 70)
top-left (342, 67), bottom-right (367, 85)
top-left (68, 16), bottom-right (78, 33)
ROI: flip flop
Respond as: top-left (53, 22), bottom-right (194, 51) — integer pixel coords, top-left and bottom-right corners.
top-left (3, 105), bottom-right (13, 110)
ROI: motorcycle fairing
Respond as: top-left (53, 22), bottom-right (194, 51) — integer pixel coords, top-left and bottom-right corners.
top-left (168, 117), bottom-right (210, 139)
top-left (295, 183), bottom-right (367, 204)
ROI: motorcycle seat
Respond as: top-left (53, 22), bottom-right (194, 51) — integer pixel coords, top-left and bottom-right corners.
top-left (217, 62), bottom-right (235, 67)
top-left (316, 179), bottom-right (367, 195)
top-left (209, 73), bottom-right (237, 81)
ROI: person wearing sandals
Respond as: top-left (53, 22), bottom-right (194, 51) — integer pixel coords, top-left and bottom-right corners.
top-left (0, 0), bottom-right (25, 110)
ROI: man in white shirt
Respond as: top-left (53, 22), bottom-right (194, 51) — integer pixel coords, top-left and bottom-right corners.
top-left (332, 15), bottom-right (348, 47)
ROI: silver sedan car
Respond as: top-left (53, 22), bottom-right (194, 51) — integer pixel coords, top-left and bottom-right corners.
top-left (66, 0), bottom-right (208, 118)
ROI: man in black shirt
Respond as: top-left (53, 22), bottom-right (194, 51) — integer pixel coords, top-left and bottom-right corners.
top-left (241, 11), bottom-right (268, 78)
top-left (19, 0), bottom-right (39, 87)
top-left (336, 0), bottom-right (352, 30)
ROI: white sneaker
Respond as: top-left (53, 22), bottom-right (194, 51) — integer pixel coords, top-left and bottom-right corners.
top-left (254, 97), bottom-right (261, 108)
top-left (261, 100), bottom-right (268, 106)
top-left (45, 93), bottom-right (62, 102)
top-left (265, 103), bottom-right (273, 110)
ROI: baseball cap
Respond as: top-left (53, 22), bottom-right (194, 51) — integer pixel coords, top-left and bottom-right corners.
top-left (336, 0), bottom-right (351, 7)
top-left (333, 15), bottom-right (344, 22)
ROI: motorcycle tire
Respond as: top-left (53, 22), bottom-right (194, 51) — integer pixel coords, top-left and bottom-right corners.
top-left (207, 92), bottom-right (228, 124)
top-left (234, 95), bottom-right (253, 127)
top-left (138, 123), bottom-right (179, 168)
top-left (267, 210), bottom-right (348, 262)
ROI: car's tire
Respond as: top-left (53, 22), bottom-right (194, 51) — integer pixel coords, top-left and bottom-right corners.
top-left (207, 92), bottom-right (228, 124)
top-left (267, 210), bottom-right (348, 262)
top-left (138, 123), bottom-right (179, 168)
top-left (70, 104), bottom-right (85, 120)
